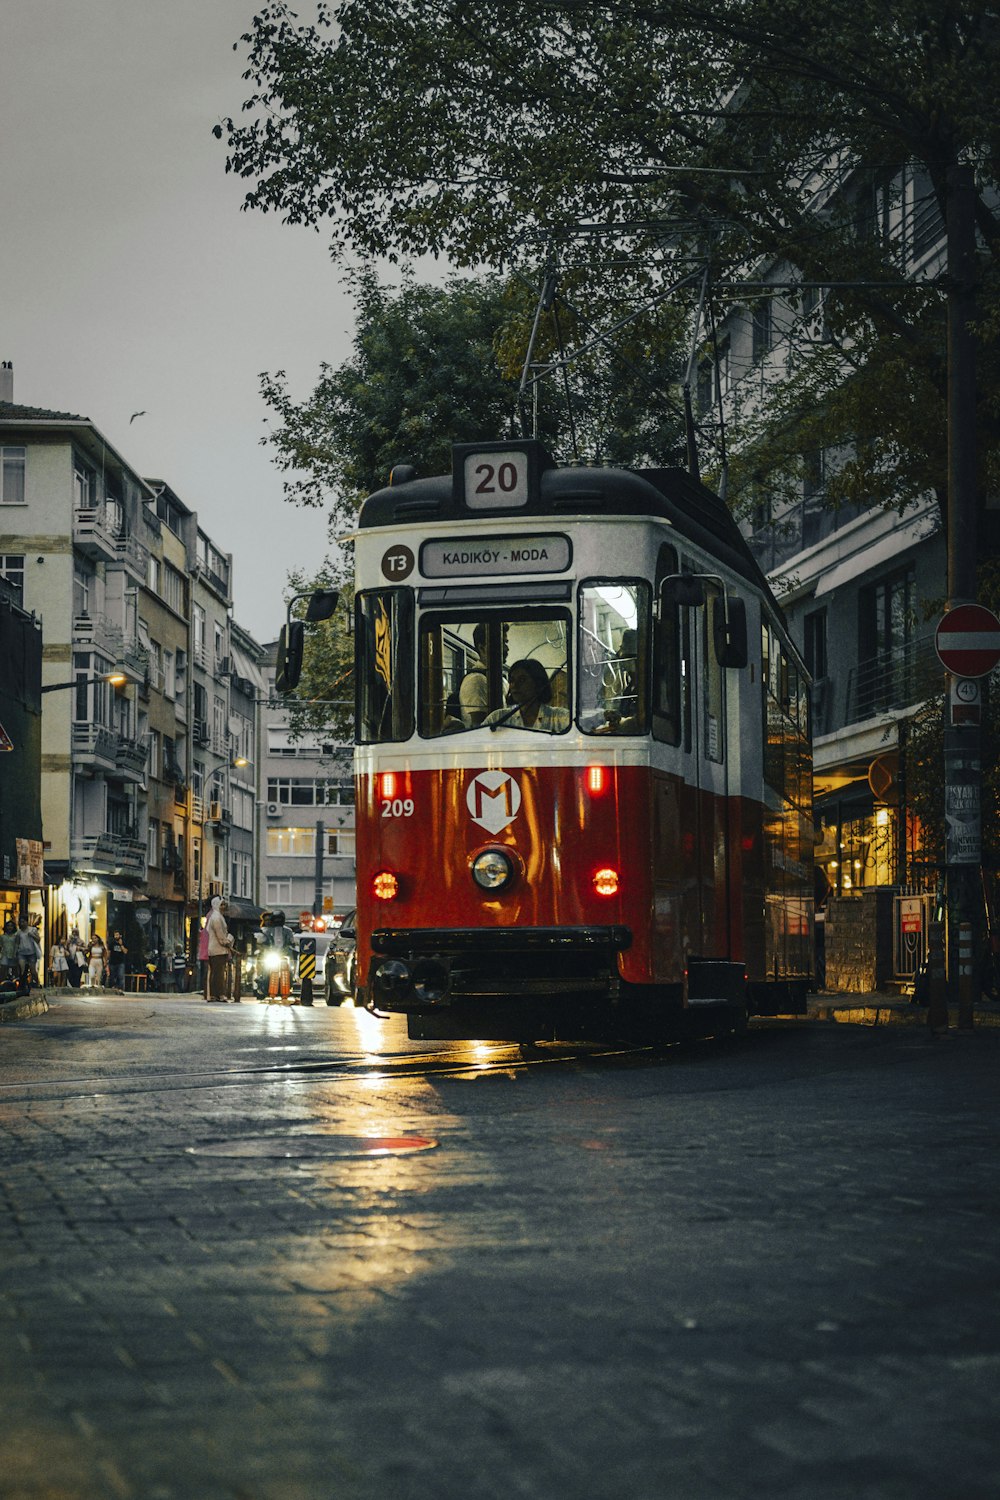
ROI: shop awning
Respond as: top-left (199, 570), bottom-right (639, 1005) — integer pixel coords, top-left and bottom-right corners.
top-left (225, 897), bottom-right (262, 923)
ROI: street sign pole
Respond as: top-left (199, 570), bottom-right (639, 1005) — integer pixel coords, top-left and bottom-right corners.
top-left (935, 601), bottom-right (1000, 1029)
top-left (943, 164), bottom-right (982, 1030)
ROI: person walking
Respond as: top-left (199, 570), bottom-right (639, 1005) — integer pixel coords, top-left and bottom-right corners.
top-left (49, 938), bottom-right (69, 987)
top-left (1, 918), bottom-right (19, 989)
top-left (86, 933), bottom-right (107, 990)
top-left (108, 930), bottom-right (128, 993)
top-left (66, 930), bottom-right (85, 988)
top-left (16, 917), bottom-right (43, 995)
top-left (205, 896), bottom-right (235, 1003)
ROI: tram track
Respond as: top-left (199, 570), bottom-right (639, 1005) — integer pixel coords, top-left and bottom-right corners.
top-left (0, 1039), bottom-right (658, 1104)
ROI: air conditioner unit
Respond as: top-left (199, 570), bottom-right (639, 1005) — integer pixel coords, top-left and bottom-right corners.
top-left (266, 802), bottom-right (280, 817)
top-left (209, 800), bottom-right (223, 821)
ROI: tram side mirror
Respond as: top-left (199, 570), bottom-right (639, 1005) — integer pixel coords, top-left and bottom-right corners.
top-left (660, 574), bottom-right (706, 608)
top-left (712, 595), bottom-right (748, 669)
top-left (275, 620), bottom-right (305, 694)
top-left (305, 588), bottom-right (340, 623)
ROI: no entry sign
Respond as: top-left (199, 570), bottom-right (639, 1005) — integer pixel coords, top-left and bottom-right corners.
top-left (935, 604), bottom-right (1000, 677)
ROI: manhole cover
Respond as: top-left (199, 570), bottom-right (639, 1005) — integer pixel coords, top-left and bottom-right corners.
top-left (187, 1134), bottom-right (438, 1158)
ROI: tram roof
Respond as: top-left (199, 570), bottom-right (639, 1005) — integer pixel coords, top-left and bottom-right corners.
top-left (359, 456), bottom-right (779, 608)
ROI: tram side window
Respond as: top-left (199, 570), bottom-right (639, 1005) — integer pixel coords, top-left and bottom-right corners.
top-left (703, 585), bottom-right (725, 763)
top-left (418, 612), bottom-right (569, 737)
top-left (652, 545), bottom-right (680, 744)
top-left (578, 582), bottom-right (649, 735)
top-left (356, 590), bottom-right (414, 743)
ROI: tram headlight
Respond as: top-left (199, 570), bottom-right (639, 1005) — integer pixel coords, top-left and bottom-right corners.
top-left (593, 867), bottom-right (620, 897)
top-left (471, 848), bottom-right (516, 892)
top-left (373, 870), bottom-right (399, 901)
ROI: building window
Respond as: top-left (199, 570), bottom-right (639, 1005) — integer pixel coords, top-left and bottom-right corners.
top-left (856, 566), bottom-right (916, 718)
top-left (163, 564), bottom-right (185, 615)
top-left (325, 830), bottom-right (356, 859)
top-left (1, 447), bottom-right (26, 505)
top-left (265, 878), bottom-right (293, 905)
top-left (147, 821), bottom-right (160, 865)
top-left (751, 300), bottom-right (773, 363)
top-left (0, 554), bottom-right (24, 604)
top-left (147, 554), bottom-right (161, 594)
top-left (266, 827), bottom-right (316, 858)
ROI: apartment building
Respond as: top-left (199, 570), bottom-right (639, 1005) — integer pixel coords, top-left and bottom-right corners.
top-left (0, 366), bottom-right (266, 972)
top-left (704, 163), bottom-right (952, 988)
top-left (258, 642), bottom-right (355, 923)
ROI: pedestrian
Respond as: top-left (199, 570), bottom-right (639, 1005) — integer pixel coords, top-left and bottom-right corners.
top-left (1, 918), bottom-right (19, 988)
top-left (66, 930), bottom-right (85, 988)
top-left (108, 930), bottom-right (128, 992)
top-left (86, 932), bottom-right (107, 990)
top-left (171, 945), bottom-right (189, 993)
top-left (205, 896), bottom-right (235, 1003)
top-left (16, 917), bottom-right (43, 995)
top-left (49, 937), bottom-right (69, 987)
top-left (198, 916), bottom-right (211, 997)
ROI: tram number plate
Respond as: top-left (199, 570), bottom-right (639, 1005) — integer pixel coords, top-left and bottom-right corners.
top-left (382, 797), bottom-right (415, 818)
top-left (464, 450), bottom-right (530, 510)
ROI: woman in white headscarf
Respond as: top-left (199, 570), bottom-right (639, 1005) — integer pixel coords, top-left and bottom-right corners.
top-left (205, 896), bottom-right (234, 1003)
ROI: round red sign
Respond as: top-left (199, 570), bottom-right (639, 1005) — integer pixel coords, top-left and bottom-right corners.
top-left (935, 603), bottom-right (1000, 677)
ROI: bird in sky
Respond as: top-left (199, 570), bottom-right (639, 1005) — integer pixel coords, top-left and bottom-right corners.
top-left (130, 410), bottom-right (147, 423)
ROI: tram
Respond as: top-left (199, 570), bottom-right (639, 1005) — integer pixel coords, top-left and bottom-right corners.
top-left (347, 439), bottom-right (812, 1042)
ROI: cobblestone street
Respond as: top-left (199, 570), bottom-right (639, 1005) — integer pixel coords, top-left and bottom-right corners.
top-left (2, 995), bottom-right (999, 1499)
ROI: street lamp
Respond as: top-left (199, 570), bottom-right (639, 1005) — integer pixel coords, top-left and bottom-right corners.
top-left (41, 669), bottom-right (128, 694)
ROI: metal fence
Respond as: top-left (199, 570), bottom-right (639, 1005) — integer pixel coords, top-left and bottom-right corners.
top-left (893, 890), bottom-right (936, 980)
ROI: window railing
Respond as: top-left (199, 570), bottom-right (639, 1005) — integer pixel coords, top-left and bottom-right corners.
top-left (844, 633), bottom-right (941, 724)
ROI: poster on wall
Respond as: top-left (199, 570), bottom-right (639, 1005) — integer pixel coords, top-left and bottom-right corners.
top-left (15, 838), bottom-right (43, 887)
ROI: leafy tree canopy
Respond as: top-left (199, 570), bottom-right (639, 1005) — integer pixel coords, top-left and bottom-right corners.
top-left (223, 1), bottom-right (1000, 517)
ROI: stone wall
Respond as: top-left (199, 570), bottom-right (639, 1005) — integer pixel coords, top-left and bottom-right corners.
top-left (824, 890), bottom-right (895, 992)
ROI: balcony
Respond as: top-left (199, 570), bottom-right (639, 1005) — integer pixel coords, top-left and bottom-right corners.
top-left (72, 614), bottom-right (147, 680)
top-left (844, 633), bottom-right (942, 726)
top-left (72, 833), bottom-right (146, 878)
top-left (115, 738), bottom-right (148, 782)
top-left (72, 724), bottom-right (119, 769)
top-left (73, 506), bottom-right (120, 562)
top-left (115, 530), bottom-right (150, 582)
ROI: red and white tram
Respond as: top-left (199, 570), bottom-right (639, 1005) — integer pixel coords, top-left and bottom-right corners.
top-left (348, 439), bottom-right (812, 1041)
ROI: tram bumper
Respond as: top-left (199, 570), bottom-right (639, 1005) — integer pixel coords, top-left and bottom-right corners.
top-left (365, 925), bottom-right (632, 1017)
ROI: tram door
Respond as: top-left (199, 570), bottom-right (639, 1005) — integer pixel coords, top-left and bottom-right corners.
top-left (652, 545), bottom-right (733, 977)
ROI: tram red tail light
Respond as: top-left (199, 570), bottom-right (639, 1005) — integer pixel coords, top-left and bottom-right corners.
top-left (586, 764), bottom-right (608, 795)
top-left (372, 870), bottom-right (399, 901)
top-left (593, 867), bottom-right (619, 897)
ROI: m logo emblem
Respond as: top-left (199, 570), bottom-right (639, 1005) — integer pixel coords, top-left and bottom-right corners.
top-left (466, 770), bottom-right (522, 835)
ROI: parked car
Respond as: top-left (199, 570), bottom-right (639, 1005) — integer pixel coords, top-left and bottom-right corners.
top-left (325, 910), bottom-right (357, 1004)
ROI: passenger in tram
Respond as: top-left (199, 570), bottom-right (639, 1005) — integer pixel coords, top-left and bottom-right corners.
top-left (485, 658), bottom-right (569, 733)
top-left (459, 623), bottom-right (491, 726)
top-left (596, 628), bottom-right (640, 734)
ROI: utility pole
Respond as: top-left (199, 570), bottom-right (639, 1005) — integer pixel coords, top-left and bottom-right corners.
top-left (943, 163), bottom-right (980, 1031)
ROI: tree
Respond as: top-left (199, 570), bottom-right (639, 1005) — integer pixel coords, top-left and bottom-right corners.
top-left (222, 1), bottom-right (1000, 515)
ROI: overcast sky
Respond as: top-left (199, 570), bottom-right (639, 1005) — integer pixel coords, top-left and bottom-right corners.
top-left (0, 0), bottom-right (368, 645)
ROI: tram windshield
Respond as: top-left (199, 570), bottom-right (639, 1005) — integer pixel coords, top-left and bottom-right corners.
top-left (419, 611), bottom-right (570, 737)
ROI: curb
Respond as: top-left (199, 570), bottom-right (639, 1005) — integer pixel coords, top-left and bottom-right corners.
top-left (807, 997), bottom-right (1000, 1028)
top-left (0, 992), bottom-right (50, 1023)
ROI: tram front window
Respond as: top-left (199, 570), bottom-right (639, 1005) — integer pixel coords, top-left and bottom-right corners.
top-left (419, 612), bottom-right (570, 737)
top-left (578, 582), bottom-right (650, 735)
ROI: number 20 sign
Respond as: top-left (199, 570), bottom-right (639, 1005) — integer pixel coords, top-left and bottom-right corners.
top-left (463, 449), bottom-right (529, 510)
